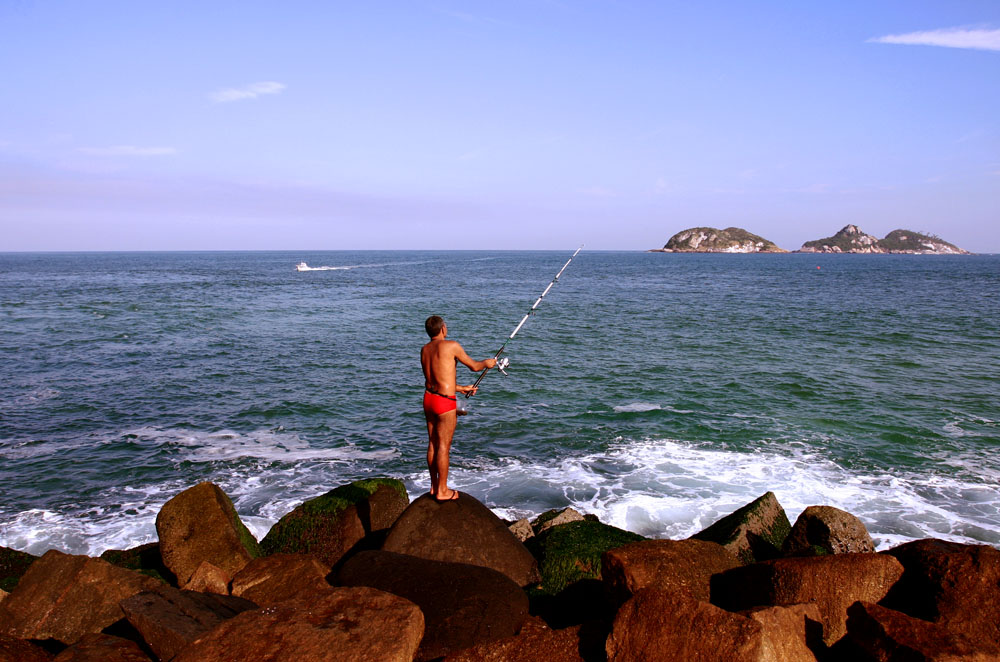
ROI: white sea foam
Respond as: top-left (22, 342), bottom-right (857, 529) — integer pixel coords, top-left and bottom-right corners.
top-left (437, 437), bottom-right (1000, 550)
top-left (3, 432), bottom-right (998, 557)
top-left (0, 437), bottom-right (93, 460)
top-left (0, 427), bottom-right (400, 556)
top-left (2, 388), bottom-right (61, 411)
top-left (613, 402), bottom-right (662, 413)
top-left (124, 426), bottom-right (398, 463)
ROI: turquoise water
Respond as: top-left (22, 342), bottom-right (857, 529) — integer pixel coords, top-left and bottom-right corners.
top-left (1, 251), bottom-right (998, 555)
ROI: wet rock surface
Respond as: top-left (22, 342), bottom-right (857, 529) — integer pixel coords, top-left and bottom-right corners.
top-left (782, 505), bottom-right (875, 557)
top-left (882, 538), bottom-right (1000, 644)
top-left (606, 589), bottom-right (767, 662)
top-left (0, 550), bottom-right (160, 645)
top-left (847, 601), bottom-right (1000, 661)
top-left (339, 549), bottom-right (529, 661)
top-left (51, 633), bottom-right (151, 662)
top-left (691, 491), bottom-right (791, 565)
top-left (180, 561), bottom-right (230, 595)
top-left (172, 586), bottom-right (424, 662)
top-left (383, 492), bottom-right (540, 587)
top-left (155, 482), bottom-right (261, 586)
top-left (120, 584), bottom-right (257, 662)
top-left (260, 478), bottom-right (409, 568)
top-left (0, 633), bottom-right (54, 662)
top-left (443, 616), bottom-right (589, 662)
top-left (711, 552), bottom-right (904, 645)
top-left (230, 553), bottom-right (330, 606)
top-left (602, 538), bottom-right (739, 606)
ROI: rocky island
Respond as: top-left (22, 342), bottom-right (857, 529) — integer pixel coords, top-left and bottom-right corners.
top-left (798, 225), bottom-right (970, 254)
top-left (2, 480), bottom-right (998, 661)
top-left (650, 227), bottom-right (787, 253)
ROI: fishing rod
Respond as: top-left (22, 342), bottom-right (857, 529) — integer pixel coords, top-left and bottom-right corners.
top-left (466, 246), bottom-right (583, 398)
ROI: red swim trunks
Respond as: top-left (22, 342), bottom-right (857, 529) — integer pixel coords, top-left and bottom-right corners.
top-left (423, 389), bottom-right (457, 415)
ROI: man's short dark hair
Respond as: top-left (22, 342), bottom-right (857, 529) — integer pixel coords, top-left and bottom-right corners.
top-left (425, 315), bottom-right (445, 338)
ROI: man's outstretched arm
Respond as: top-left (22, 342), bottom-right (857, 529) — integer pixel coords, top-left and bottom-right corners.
top-left (454, 344), bottom-right (497, 372)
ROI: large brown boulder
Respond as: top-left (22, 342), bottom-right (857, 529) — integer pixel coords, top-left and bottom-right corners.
top-left (881, 538), bottom-right (1000, 643)
top-left (230, 553), bottom-right (330, 606)
top-left (382, 492), bottom-right (540, 587)
top-left (712, 553), bottom-right (904, 645)
top-left (847, 601), bottom-right (1000, 661)
top-left (172, 586), bottom-right (424, 662)
top-left (51, 633), bottom-right (151, 662)
top-left (0, 546), bottom-right (37, 592)
top-left (443, 617), bottom-right (586, 662)
top-left (691, 491), bottom-right (791, 565)
top-left (606, 589), bottom-right (767, 662)
top-left (602, 538), bottom-right (739, 606)
top-left (782, 506), bottom-right (875, 557)
top-left (260, 478), bottom-right (409, 568)
top-left (0, 633), bottom-right (53, 662)
top-left (155, 482), bottom-right (261, 586)
top-left (338, 550), bottom-right (529, 661)
top-left (120, 584), bottom-right (257, 662)
top-left (743, 604), bottom-right (823, 662)
top-left (0, 550), bottom-right (160, 644)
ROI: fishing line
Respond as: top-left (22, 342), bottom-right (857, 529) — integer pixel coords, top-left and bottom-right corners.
top-left (466, 246), bottom-right (583, 399)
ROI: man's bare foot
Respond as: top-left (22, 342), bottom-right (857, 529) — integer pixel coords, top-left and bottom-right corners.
top-left (433, 489), bottom-right (460, 502)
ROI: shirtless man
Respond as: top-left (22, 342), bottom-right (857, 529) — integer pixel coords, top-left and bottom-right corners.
top-left (421, 315), bottom-right (496, 501)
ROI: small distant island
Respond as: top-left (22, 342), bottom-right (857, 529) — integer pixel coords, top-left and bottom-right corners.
top-left (650, 224), bottom-right (970, 254)
top-left (650, 227), bottom-right (787, 253)
top-left (798, 225), bottom-right (970, 254)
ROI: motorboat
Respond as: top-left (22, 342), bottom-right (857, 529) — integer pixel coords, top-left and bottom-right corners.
top-left (295, 262), bottom-right (309, 271)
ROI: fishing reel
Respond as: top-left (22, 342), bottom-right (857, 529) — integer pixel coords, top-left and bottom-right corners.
top-left (495, 357), bottom-right (510, 376)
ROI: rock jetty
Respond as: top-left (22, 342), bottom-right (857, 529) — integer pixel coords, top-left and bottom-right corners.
top-left (799, 225), bottom-right (970, 254)
top-left (652, 227), bottom-right (787, 253)
top-left (1, 479), bottom-right (998, 661)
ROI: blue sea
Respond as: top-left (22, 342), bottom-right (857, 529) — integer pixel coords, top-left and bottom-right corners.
top-left (1, 251), bottom-right (998, 556)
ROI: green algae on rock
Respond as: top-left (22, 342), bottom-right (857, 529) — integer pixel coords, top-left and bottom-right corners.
top-left (100, 543), bottom-right (174, 585)
top-left (0, 546), bottom-right (37, 592)
top-left (528, 520), bottom-right (645, 596)
top-left (691, 491), bottom-right (791, 565)
top-left (260, 478), bottom-right (408, 567)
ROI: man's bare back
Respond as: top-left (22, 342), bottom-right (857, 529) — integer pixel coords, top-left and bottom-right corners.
top-left (420, 316), bottom-right (496, 501)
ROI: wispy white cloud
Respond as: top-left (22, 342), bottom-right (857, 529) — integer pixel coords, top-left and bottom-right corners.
top-left (78, 145), bottom-right (177, 157)
top-left (210, 81), bottom-right (286, 103)
top-left (870, 27), bottom-right (1000, 52)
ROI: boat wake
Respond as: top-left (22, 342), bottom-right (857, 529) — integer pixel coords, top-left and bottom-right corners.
top-left (295, 262), bottom-right (355, 271)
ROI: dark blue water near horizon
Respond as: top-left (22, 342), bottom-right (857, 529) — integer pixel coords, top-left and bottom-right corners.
top-left (1, 250), bottom-right (998, 556)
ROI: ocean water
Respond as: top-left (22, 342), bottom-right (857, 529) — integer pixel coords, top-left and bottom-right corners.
top-left (1, 250), bottom-right (998, 557)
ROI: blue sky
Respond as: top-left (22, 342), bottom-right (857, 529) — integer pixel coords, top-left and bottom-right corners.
top-left (1, 1), bottom-right (998, 251)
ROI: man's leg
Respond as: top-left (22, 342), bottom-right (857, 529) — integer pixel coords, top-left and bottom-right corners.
top-left (432, 411), bottom-right (458, 499)
top-left (426, 416), bottom-right (439, 496)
